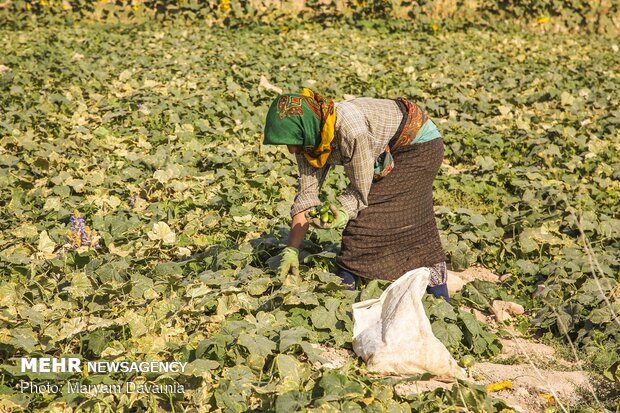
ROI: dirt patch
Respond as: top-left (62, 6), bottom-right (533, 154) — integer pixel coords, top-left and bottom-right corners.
top-left (393, 360), bottom-right (590, 413)
top-left (314, 265), bottom-right (592, 412)
top-left (394, 379), bottom-right (454, 396)
top-left (460, 303), bottom-right (588, 412)
top-left (498, 337), bottom-right (555, 362)
top-left (472, 362), bottom-right (591, 412)
top-left (311, 343), bottom-right (352, 369)
top-left (448, 265), bottom-right (502, 294)
top-left (449, 265), bottom-right (501, 284)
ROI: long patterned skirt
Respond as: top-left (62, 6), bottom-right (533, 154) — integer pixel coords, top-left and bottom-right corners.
top-left (336, 138), bottom-right (447, 282)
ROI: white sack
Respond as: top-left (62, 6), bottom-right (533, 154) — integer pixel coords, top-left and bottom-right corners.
top-left (352, 267), bottom-right (466, 378)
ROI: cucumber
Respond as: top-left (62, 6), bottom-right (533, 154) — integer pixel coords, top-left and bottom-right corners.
top-left (321, 212), bottom-right (329, 223)
top-left (461, 355), bottom-right (475, 368)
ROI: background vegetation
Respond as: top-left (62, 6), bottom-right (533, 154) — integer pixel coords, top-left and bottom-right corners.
top-left (0, 2), bottom-right (619, 412)
top-left (0, 0), bottom-right (619, 35)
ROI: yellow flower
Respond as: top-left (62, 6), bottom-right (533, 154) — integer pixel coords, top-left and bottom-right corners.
top-left (26, 3), bottom-right (32, 10)
top-left (486, 380), bottom-right (513, 392)
top-left (133, 4), bottom-right (140, 11)
top-left (40, 0), bottom-right (48, 6)
top-left (537, 16), bottom-right (550, 24)
top-left (432, 23), bottom-right (439, 31)
top-left (539, 393), bottom-right (556, 406)
top-left (220, 0), bottom-right (230, 12)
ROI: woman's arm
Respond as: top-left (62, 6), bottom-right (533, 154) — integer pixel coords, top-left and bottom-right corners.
top-left (337, 131), bottom-right (374, 220)
top-left (331, 102), bottom-right (375, 220)
top-left (290, 154), bottom-right (331, 217)
top-left (287, 153), bottom-right (331, 247)
top-left (287, 211), bottom-right (310, 248)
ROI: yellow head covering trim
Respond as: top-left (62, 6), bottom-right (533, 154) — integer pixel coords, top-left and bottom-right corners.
top-left (301, 88), bottom-right (336, 168)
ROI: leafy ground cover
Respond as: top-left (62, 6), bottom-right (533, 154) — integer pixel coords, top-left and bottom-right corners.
top-left (0, 19), bottom-right (618, 412)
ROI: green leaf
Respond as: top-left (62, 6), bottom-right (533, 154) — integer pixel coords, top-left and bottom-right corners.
top-left (185, 359), bottom-right (220, 376)
top-left (237, 333), bottom-right (276, 358)
top-left (311, 307), bottom-right (338, 330)
top-left (589, 307), bottom-right (611, 324)
top-left (279, 327), bottom-right (309, 352)
top-left (318, 371), bottom-right (364, 401)
top-left (84, 329), bottom-right (114, 357)
top-left (519, 228), bottom-right (539, 253)
top-left (431, 322), bottom-right (463, 350)
top-left (9, 327), bottom-right (38, 352)
top-left (275, 354), bottom-right (309, 391)
top-left (147, 221), bottom-right (176, 245)
top-left (37, 230), bottom-right (56, 256)
top-left (275, 390), bottom-right (310, 412)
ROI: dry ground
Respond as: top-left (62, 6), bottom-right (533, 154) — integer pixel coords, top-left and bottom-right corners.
top-left (311, 266), bottom-right (594, 413)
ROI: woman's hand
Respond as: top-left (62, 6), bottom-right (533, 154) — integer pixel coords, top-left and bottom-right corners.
top-left (306, 204), bottom-right (349, 230)
top-left (278, 246), bottom-right (299, 276)
top-left (277, 210), bottom-right (310, 276)
top-left (330, 205), bottom-right (349, 229)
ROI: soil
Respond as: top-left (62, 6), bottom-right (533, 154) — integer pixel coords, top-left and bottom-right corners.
top-left (389, 323), bottom-right (592, 413)
top-left (449, 265), bottom-right (501, 284)
top-left (471, 362), bottom-right (590, 412)
top-left (311, 343), bottom-right (352, 369)
top-left (310, 265), bottom-right (594, 413)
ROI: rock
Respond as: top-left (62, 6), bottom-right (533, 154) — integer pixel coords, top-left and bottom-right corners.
top-left (447, 272), bottom-right (466, 294)
top-left (473, 309), bottom-right (489, 323)
top-left (491, 300), bottom-right (525, 322)
top-left (491, 305), bottom-right (510, 323)
top-left (258, 75), bottom-right (283, 94)
top-left (532, 284), bottom-right (546, 298)
top-left (499, 273), bottom-right (513, 283)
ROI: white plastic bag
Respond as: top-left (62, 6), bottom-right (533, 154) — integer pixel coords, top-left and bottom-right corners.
top-left (352, 267), bottom-right (466, 378)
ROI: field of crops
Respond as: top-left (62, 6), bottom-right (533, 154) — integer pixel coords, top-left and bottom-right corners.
top-left (0, 15), bottom-right (619, 413)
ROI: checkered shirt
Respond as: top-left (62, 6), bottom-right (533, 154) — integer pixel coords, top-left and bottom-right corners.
top-left (290, 98), bottom-right (405, 219)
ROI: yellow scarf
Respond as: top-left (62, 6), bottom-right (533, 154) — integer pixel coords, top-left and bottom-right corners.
top-left (301, 88), bottom-right (336, 168)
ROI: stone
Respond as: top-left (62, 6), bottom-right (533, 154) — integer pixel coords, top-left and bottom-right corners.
top-left (447, 272), bottom-right (466, 294)
top-left (491, 300), bottom-right (525, 322)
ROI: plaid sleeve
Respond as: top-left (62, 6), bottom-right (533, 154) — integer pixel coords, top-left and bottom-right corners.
top-left (337, 131), bottom-right (374, 220)
top-left (290, 153), bottom-right (331, 218)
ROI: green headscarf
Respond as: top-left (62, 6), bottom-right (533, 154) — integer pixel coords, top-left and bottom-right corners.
top-left (263, 93), bottom-right (321, 147)
top-left (263, 90), bottom-right (336, 168)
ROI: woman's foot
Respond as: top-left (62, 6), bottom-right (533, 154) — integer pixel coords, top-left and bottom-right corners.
top-left (337, 269), bottom-right (357, 290)
top-left (427, 283), bottom-right (450, 302)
